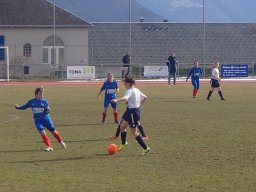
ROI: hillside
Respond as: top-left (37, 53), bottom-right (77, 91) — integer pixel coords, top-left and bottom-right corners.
top-left (53, 0), bottom-right (164, 22)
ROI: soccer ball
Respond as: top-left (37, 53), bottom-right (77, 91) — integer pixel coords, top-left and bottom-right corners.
top-left (107, 144), bottom-right (117, 155)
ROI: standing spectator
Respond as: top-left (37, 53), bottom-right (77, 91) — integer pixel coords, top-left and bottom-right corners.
top-left (207, 62), bottom-right (225, 101)
top-left (98, 73), bottom-right (119, 124)
top-left (186, 61), bottom-right (203, 98)
top-left (14, 86), bottom-right (66, 152)
top-left (122, 51), bottom-right (131, 78)
top-left (166, 53), bottom-right (178, 85)
top-left (111, 77), bottom-right (150, 156)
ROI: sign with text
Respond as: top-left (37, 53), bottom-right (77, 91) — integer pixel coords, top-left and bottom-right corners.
top-left (144, 66), bottom-right (168, 78)
top-left (67, 66), bottom-right (95, 80)
top-left (221, 64), bottom-right (248, 77)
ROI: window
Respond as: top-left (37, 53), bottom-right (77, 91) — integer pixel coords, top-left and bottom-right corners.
top-left (42, 35), bottom-right (65, 65)
top-left (0, 35), bottom-right (5, 60)
top-left (23, 43), bottom-right (31, 57)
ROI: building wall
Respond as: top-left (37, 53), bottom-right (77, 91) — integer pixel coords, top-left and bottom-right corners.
top-left (0, 27), bottom-right (88, 77)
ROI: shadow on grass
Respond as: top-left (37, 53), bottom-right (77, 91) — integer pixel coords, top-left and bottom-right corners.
top-left (0, 149), bottom-right (42, 153)
top-left (55, 122), bottom-right (102, 127)
top-left (35, 138), bottom-right (111, 144)
top-left (55, 122), bottom-right (120, 127)
top-left (10, 153), bottom-right (139, 164)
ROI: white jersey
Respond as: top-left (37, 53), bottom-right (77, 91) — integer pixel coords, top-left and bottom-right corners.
top-left (211, 67), bottom-right (220, 80)
top-left (124, 87), bottom-right (146, 109)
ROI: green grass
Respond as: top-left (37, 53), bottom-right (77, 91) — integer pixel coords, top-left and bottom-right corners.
top-left (1, 82), bottom-right (256, 192)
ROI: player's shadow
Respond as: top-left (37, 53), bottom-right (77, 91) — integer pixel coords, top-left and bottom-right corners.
top-left (0, 149), bottom-right (42, 153)
top-left (10, 153), bottom-right (139, 164)
top-left (55, 122), bottom-right (101, 127)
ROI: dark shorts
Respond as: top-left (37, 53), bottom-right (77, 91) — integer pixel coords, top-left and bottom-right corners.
top-left (122, 107), bottom-right (141, 128)
top-left (210, 79), bottom-right (220, 88)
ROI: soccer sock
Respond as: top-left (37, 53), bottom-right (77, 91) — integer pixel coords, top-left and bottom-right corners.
top-left (218, 91), bottom-right (224, 99)
top-left (41, 134), bottom-right (52, 147)
top-left (195, 89), bottom-right (198, 95)
top-left (114, 112), bottom-right (118, 121)
top-left (138, 125), bottom-right (146, 137)
top-left (135, 135), bottom-right (147, 150)
top-left (207, 90), bottom-right (213, 98)
top-left (102, 112), bottom-right (107, 121)
top-left (121, 131), bottom-right (127, 145)
top-left (52, 130), bottom-right (62, 143)
top-left (115, 125), bottom-right (121, 137)
top-left (193, 89), bottom-right (196, 96)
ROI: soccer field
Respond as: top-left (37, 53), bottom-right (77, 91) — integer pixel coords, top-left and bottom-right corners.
top-left (1, 81), bottom-right (256, 192)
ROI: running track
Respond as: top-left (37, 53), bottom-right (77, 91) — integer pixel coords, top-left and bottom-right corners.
top-left (0, 79), bottom-right (256, 86)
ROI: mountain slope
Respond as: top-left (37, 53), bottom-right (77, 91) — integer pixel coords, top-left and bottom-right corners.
top-left (52, 0), bottom-right (164, 22)
top-left (135, 0), bottom-right (256, 22)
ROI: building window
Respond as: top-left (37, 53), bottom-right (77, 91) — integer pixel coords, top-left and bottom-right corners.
top-left (0, 35), bottom-right (5, 60)
top-left (23, 43), bottom-right (31, 57)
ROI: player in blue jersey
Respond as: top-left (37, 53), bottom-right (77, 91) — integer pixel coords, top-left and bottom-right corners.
top-left (207, 62), bottom-right (225, 100)
top-left (186, 61), bottom-right (203, 98)
top-left (111, 77), bottom-right (150, 156)
top-left (14, 86), bottom-right (66, 152)
top-left (98, 73), bottom-right (119, 123)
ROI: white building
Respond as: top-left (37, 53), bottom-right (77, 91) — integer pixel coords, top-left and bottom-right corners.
top-left (0, 0), bottom-right (91, 78)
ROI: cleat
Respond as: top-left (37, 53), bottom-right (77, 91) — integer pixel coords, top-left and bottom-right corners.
top-left (207, 97), bottom-right (210, 101)
top-left (101, 120), bottom-right (105, 124)
top-left (114, 120), bottom-right (119, 124)
top-left (60, 141), bottom-right (66, 149)
top-left (110, 135), bottom-right (118, 140)
top-left (193, 96), bottom-right (197, 98)
top-left (142, 136), bottom-right (149, 140)
top-left (44, 147), bottom-right (53, 152)
top-left (221, 98), bottom-right (225, 100)
top-left (118, 142), bottom-right (128, 152)
top-left (141, 147), bottom-right (150, 156)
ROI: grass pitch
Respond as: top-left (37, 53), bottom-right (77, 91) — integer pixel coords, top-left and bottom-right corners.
top-left (1, 82), bottom-right (256, 192)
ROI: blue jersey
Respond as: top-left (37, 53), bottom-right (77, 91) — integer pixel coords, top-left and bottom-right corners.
top-left (101, 80), bottom-right (118, 99)
top-left (187, 67), bottom-right (203, 80)
top-left (17, 98), bottom-right (50, 119)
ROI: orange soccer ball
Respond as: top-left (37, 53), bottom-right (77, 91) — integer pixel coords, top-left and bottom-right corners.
top-left (107, 144), bottom-right (118, 155)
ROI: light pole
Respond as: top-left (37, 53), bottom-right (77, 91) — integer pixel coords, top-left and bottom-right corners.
top-left (129, 0), bottom-right (132, 65)
top-left (53, 0), bottom-right (56, 77)
top-left (203, 0), bottom-right (206, 76)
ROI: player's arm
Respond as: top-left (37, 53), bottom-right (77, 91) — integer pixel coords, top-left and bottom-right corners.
top-left (98, 87), bottom-right (104, 100)
top-left (44, 101), bottom-right (50, 114)
top-left (111, 96), bottom-right (126, 103)
top-left (186, 69), bottom-right (192, 81)
top-left (140, 92), bottom-right (147, 104)
top-left (200, 68), bottom-right (204, 77)
top-left (14, 100), bottom-right (30, 110)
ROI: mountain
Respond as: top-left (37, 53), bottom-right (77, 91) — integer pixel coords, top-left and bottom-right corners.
top-left (135, 0), bottom-right (256, 23)
top-left (50, 0), bottom-right (256, 23)
top-left (51, 0), bottom-right (164, 22)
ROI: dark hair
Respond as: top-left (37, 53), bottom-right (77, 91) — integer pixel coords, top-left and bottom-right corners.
top-left (124, 77), bottom-right (135, 85)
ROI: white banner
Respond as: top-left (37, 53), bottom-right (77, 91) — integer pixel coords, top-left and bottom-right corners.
top-left (67, 66), bottom-right (95, 80)
top-left (144, 66), bottom-right (168, 78)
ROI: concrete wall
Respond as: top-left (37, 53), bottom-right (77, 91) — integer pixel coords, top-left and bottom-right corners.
top-left (0, 27), bottom-right (88, 77)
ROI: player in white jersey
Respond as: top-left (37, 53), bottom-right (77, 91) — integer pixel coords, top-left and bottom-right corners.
top-left (207, 62), bottom-right (225, 100)
top-left (111, 77), bottom-right (150, 155)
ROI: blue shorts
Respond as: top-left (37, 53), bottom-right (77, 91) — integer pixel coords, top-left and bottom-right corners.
top-left (104, 97), bottom-right (117, 109)
top-left (34, 115), bottom-right (55, 133)
top-left (122, 107), bottom-right (140, 128)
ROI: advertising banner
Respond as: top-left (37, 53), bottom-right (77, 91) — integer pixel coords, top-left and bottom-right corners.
top-left (144, 66), bottom-right (168, 78)
top-left (221, 64), bottom-right (248, 77)
top-left (67, 66), bottom-right (95, 80)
